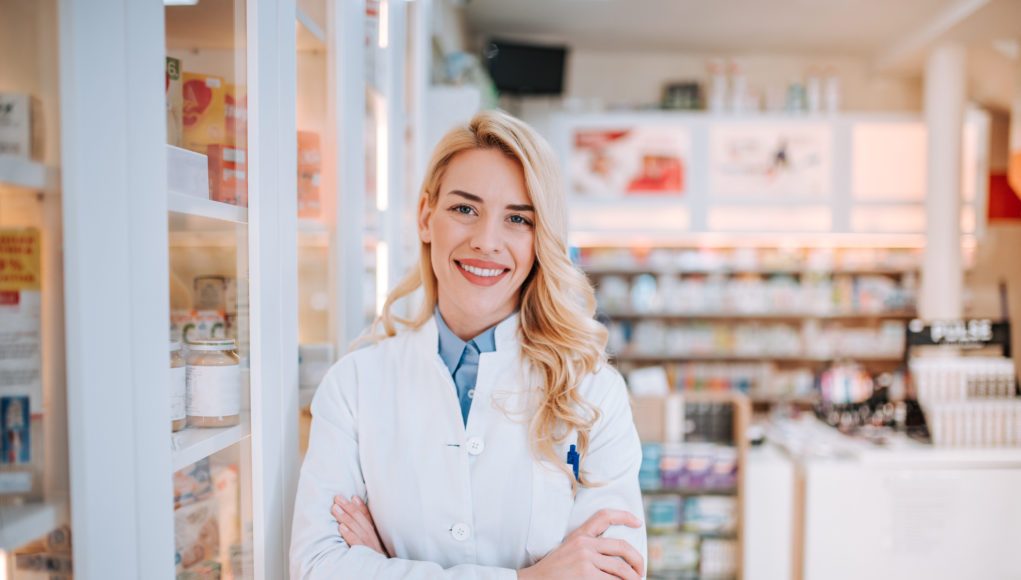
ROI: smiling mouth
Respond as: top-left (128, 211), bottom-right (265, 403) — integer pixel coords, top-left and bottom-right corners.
top-left (457, 262), bottom-right (508, 277)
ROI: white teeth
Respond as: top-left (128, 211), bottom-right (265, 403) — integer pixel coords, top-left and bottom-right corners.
top-left (460, 263), bottom-right (504, 277)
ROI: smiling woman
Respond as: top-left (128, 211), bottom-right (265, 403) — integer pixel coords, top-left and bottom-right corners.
top-left (290, 110), bottom-right (647, 580)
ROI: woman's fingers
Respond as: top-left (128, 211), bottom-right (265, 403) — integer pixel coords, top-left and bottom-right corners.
top-left (338, 496), bottom-right (377, 537)
top-left (594, 553), bottom-right (641, 580)
top-left (592, 537), bottom-right (644, 577)
top-left (570, 509), bottom-right (643, 539)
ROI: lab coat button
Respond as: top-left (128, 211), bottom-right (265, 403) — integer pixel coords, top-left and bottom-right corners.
top-left (451, 523), bottom-right (470, 541)
top-left (467, 388), bottom-right (475, 399)
top-left (466, 437), bottom-right (485, 456)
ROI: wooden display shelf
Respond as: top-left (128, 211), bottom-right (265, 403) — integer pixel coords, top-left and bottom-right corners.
top-left (633, 391), bottom-right (750, 580)
top-left (612, 352), bottom-right (903, 363)
top-left (600, 309), bottom-right (917, 320)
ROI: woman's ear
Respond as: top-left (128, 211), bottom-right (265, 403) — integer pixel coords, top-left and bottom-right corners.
top-left (417, 195), bottom-right (433, 244)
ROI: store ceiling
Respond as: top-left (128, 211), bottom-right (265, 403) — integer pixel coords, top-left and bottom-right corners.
top-left (463, 0), bottom-right (1021, 73)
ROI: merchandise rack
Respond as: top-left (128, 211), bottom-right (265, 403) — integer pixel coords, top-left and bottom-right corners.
top-left (634, 390), bottom-right (750, 580)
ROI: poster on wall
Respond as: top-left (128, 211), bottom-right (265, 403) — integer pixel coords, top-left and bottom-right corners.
top-left (709, 125), bottom-right (832, 198)
top-left (570, 127), bottom-right (690, 198)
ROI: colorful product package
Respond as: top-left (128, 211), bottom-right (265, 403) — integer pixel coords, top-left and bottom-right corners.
top-left (174, 497), bottom-right (220, 572)
top-left (644, 494), bottom-right (683, 534)
top-left (0, 228), bottom-right (43, 502)
top-left (206, 145), bottom-right (247, 207)
top-left (194, 275), bottom-right (227, 311)
top-left (174, 457), bottom-right (214, 509)
top-left (297, 131), bottom-right (322, 218)
top-left (0, 93), bottom-right (43, 160)
top-left (647, 532), bottom-right (700, 573)
top-left (166, 57), bottom-right (183, 147)
top-left (182, 73), bottom-right (227, 155)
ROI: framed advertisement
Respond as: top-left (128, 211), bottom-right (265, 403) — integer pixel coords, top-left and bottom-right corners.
top-left (570, 126), bottom-right (690, 198)
top-left (709, 124), bottom-right (832, 198)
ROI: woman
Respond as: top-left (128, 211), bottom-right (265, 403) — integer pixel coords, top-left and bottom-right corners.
top-left (291, 110), bottom-right (646, 579)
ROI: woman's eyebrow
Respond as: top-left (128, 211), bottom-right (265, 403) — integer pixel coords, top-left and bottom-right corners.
top-left (448, 190), bottom-right (534, 212)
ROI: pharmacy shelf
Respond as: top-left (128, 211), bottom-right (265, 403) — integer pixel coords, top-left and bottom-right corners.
top-left (600, 310), bottom-right (917, 320)
top-left (612, 352), bottom-right (903, 363)
top-left (0, 154), bottom-right (57, 191)
top-left (171, 411), bottom-right (252, 471)
top-left (168, 192), bottom-right (248, 225)
top-left (642, 487), bottom-right (738, 496)
top-left (583, 266), bottom-right (918, 276)
top-left (0, 501), bottom-right (68, 551)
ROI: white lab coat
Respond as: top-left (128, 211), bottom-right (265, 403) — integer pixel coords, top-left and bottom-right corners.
top-left (290, 313), bottom-right (647, 579)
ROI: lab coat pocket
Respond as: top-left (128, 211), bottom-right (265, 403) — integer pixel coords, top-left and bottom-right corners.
top-left (525, 459), bottom-right (575, 563)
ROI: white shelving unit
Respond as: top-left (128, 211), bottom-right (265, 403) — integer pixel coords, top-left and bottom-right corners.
top-left (168, 192), bottom-right (248, 224)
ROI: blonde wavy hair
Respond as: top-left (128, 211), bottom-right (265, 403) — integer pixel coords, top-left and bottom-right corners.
top-left (363, 109), bottom-right (608, 489)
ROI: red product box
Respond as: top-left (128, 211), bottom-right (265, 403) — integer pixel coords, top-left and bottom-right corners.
top-left (206, 144), bottom-right (248, 207)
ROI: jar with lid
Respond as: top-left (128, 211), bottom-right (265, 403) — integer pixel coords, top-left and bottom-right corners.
top-left (186, 338), bottom-right (241, 427)
top-left (170, 340), bottom-right (187, 432)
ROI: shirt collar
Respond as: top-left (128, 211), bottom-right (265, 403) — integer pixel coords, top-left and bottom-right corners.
top-left (434, 305), bottom-right (500, 374)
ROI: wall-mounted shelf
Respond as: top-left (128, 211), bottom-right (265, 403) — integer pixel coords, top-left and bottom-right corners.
top-left (168, 192), bottom-right (248, 225)
top-left (0, 502), bottom-right (69, 551)
top-left (600, 310), bottom-right (917, 321)
top-left (171, 412), bottom-right (252, 472)
top-left (0, 155), bottom-right (58, 191)
top-left (612, 352), bottom-right (903, 363)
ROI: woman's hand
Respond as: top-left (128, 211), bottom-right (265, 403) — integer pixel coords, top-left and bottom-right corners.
top-left (517, 509), bottom-right (644, 580)
top-left (331, 495), bottom-right (390, 557)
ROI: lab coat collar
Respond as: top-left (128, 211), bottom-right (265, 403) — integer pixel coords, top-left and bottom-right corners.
top-left (415, 310), bottom-right (520, 358)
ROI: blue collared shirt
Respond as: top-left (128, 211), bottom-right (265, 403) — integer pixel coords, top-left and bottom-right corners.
top-left (435, 307), bottom-right (498, 426)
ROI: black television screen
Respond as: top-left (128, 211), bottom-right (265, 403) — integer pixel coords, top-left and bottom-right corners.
top-left (484, 39), bottom-right (567, 96)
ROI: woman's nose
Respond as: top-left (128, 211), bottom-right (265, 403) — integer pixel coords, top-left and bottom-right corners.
top-left (470, 218), bottom-right (502, 253)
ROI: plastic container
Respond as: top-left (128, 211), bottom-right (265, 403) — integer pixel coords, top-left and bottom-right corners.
top-left (186, 338), bottom-right (240, 428)
top-left (170, 340), bottom-right (187, 432)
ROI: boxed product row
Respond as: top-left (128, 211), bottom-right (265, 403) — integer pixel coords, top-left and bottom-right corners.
top-left (596, 272), bottom-right (915, 316)
top-left (640, 443), bottom-right (738, 491)
top-left (609, 319), bottom-right (905, 359)
top-left (578, 245), bottom-right (922, 273)
top-left (647, 533), bottom-right (739, 577)
top-left (644, 494), bottom-right (738, 535)
top-left (165, 57), bottom-right (321, 215)
top-left (925, 400), bottom-right (1021, 447)
top-left (173, 457), bottom-right (248, 579)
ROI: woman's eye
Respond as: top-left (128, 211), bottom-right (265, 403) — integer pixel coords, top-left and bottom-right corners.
top-left (452, 204), bottom-right (474, 215)
top-left (509, 215), bottom-right (533, 226)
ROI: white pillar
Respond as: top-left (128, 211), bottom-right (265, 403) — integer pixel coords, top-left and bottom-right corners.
top-left (921, 44), bottom-right (966, 320)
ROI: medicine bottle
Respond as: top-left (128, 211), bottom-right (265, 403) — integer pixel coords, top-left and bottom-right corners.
top-left (170, 341), bottom-right (187, 432)
top-left (186, 338), bottom-right (241, 428)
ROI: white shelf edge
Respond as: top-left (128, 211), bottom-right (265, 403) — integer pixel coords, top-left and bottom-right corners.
top-left (0, 501), bottom-right (69, 551)
top-left (0, 155), bottom-right (57, 191)
top-left (600, 310), bottom-right (917, 320)
top-left (611, 353), bottom-right (903, 362)
top-left (296, 7), bottom-right (326, 43)
top-left (171, 412), bottom-right (252, 471)
top-left (168, 192), bottom-right (248, 224)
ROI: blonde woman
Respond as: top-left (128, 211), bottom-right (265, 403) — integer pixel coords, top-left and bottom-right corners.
top-left (291, 110), bottom-right (646, 579)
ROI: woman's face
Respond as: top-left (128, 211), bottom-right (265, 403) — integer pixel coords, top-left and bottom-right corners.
top-left (419, 148), bottom-right (536, 340)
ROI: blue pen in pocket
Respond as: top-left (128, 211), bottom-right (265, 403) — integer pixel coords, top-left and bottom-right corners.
top-left (566, 444), bottom-right (580, 481)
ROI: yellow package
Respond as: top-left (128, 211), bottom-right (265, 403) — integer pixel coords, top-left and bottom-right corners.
top-left (182, 72), bottom-right (226, 154)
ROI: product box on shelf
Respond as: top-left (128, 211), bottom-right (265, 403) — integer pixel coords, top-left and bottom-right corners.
top-left (182, 72), bottom-right (227, 155)
top-left (0, 93), bottom-right (43, 160)
top-left (206, 144), bottom-right (248, 207)
top-left (225, 84), bottom-right (247, 150)
top-left (0, 228), bottom-right (43, 502)
top-left (297, 131), bottom-right (322, 218)
top-left (174, 497), bottom-right (220, 572)
top-left (166, 57), bottom-right (183, 147)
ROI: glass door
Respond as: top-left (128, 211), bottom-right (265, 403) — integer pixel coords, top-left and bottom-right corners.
top-left (166, 1), bottom-right (254, 576)
top-left (0, 0), bottom-right (71, 575)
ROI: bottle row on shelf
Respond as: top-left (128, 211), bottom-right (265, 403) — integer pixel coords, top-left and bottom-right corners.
top-left (648, 532), bottom-right (738, 579)
top-left (576, 245), bottom-right (921, 274)
top-left (640, 442), bottom-right (738, 493)
top-left (594, 271), bottom-right (916, 318)
top-left (608, 319), bottom-right (906, 361)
